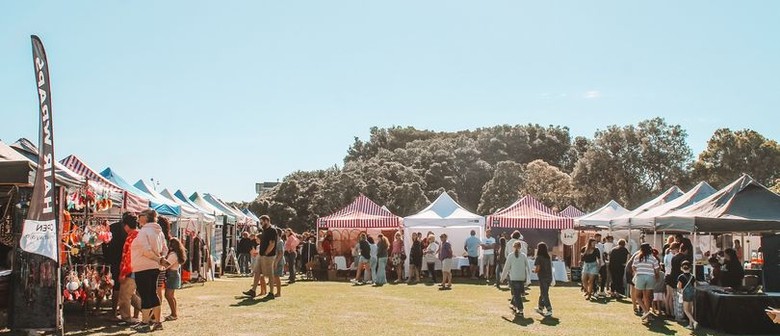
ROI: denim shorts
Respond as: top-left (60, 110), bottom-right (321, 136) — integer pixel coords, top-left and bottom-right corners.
top-left (165, 270), bottom-right (181, 289)
top-left (583, 262), bottom-right (600, 275)
top-left (634, 274), bottom-right (656, 291)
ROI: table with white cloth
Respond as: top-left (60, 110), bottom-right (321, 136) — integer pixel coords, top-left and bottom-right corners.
top-left (430, 257), bottom-right (470, 275)
top-left (527, 258), bottom-right (569, 282)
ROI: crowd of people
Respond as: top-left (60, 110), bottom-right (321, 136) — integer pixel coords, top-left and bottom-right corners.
top-left (240, 216), bottom-right (320, 299)
top-left (232, 221), bottom-right (755, 330)
top-left (575, 232), bottom-right (747, 331)
top-left (103, 209), bottom-right (187, 333)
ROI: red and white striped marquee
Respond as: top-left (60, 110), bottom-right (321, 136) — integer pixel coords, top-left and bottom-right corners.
top-left (317, 194), bottom-right (401, 229)
top-left (61, 154), bottom-right (148, 213)
top-left (559, 205), bottom-right (585, 218)
top-left (486, 195), bottom-right (573, 230)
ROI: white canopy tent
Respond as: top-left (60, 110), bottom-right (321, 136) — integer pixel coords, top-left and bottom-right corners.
top-left (403, 193), bottom-right (485, 272)
top-left (574, 200), bottom-right (630, 230)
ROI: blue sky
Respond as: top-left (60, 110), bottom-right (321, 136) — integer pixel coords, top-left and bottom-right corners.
top-left (2, 1), bottom-right (779, 202)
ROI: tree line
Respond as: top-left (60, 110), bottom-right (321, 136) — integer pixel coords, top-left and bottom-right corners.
top-left (234, 117), bottom-right (780, 233)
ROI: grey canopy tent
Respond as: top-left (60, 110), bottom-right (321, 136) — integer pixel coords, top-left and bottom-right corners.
top-left (656, 175), bottom-right (780, 233)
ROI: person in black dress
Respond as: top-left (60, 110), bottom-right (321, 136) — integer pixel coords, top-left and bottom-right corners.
top-left (609, 239), bottom-right (630, 298)
top-left (720, 248), bottom-right (744, 289)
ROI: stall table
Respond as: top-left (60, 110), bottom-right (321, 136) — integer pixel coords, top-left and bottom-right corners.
top-left (528, 258), bottom-right (568, 282)
top-left (695, 284), bottom-right (780, 335)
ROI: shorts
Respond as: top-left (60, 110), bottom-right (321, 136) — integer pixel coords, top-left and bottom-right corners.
top-left (166, 270), bottom-right (181, 289)
top-left (653, 293), bottom-right (665, 301)
top-left (258, 256), bottom-right (275, 278)
top-left (441, 258), bottom-right (453, 273)
top-left (274, 260), bottom-right (284, 277)
top-left (468, 256), bottom-right (478, 266)
top-left (252, 256), bottom-right (262, 274)
top-left (156, 270), bottom-right (166, 287)
top-left (483, 254), bottom-right (495, 266)
top-left (583, 262), bottom-right (600, 275)
top-left (634, 274), bottom-right (656, 291)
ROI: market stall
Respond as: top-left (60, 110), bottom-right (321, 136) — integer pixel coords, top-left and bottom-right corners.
top-left (167, 189), bottom-right (217, 282)
top-left (190, 192), bottom-right (232, 276)
top-left (404, 192), bottom-right (484, 274)
top-left (61, 155), bottom-right (148, 213)
top-left (317, 194), bottom-right (402, 271)
top-left (656, 175), bottom-right (780, 334)
top-left (486, 195), bottom-right (572, 279)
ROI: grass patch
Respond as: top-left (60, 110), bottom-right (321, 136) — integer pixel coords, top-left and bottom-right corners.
top-left (10, 276), bottom-right (768, 335)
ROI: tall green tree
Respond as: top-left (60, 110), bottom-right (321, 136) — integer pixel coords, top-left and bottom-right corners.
top-left (692, 128), bottom-right (780, 187)
top-left (477, 161), bottom-right (524, 214)
top-left (572, 118), bottom-right (692, 210)
top-left (521, 160), bottom-right (575, 211)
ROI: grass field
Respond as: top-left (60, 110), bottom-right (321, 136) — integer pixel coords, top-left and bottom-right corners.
top-left (18, 276), bottom-right (768, 336)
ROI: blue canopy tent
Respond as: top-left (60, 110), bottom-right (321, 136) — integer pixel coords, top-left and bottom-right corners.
top-left (134, 179), bottom-right (186, 218)
top-left (100, 167), bottom-right (181, 217)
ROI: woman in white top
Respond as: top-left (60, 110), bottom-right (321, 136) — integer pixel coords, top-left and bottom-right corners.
top-left (424, 235), bottom-right (439, 284)
top-left (164, 237), bottom-right (187, 321)
top-left (501, 241), bottom-right (531, 317)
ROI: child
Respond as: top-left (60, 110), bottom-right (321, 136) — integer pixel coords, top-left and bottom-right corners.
top-left (653, 270), bottom-right (667, 315)
top-left (677, 260), bottom-right (697, 330)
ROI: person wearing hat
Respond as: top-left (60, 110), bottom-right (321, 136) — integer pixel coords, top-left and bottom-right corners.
top-left (676, 260), bottom-right (697, 330)
top-left (438, 233), bottom-right (453, 290)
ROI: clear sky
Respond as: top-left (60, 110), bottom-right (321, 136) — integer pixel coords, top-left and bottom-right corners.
top-left (2, 1), bottom-right (779, 202)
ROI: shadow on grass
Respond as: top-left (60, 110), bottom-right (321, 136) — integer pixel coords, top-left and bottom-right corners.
top-left (644, 317), bottom-right (678, 335)
top-left (502, 314), bottom-right (534, 326)
top-left (540, 316), bottom-right (560, 326)
top-left (230, 295), bottom-right (276, 307)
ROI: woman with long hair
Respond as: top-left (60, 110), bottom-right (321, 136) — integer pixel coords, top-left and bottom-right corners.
top-left (533, 242), bottom-right (553, 317)
top-left (495, 236), bottom-right (507, 289)
top-left (632, 243), bottom-right (660, 322)
top-left (581, 238), bottom-right (601, 300)
top-left (720, 248), bottom-right (745, 289)
top-left (375, 234), bottom-right (390, 286)
top-left (391, 232), bottom-right (405, 283)
top-left (164, 237), bottom-right (187, 321)
top-left (409, 232), bottom-right (422, 284)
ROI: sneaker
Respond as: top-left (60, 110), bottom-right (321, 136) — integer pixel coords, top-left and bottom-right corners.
top-left (138, 322), bottom-right (163, 333)
top-left (243, 289), bottom-right (256, 297)
top-left (131, 322), bottom-right (148, 330)
top-left (516, 312), bottom-right (524, 318)
top-left (544, 310), bottom-right (553, 317)
top-left (534, 308), bottom-right (545, 316)
top-left (264, 293), bottom-right (275, 300)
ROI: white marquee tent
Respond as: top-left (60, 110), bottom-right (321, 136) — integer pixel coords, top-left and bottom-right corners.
top-left (403, 193), bottom-right (485, 272)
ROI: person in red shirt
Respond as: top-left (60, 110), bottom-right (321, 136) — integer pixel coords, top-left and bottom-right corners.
top-left (117, 214), bottom-right (141, 325)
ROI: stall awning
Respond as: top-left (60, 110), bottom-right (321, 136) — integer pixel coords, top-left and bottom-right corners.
top-left (486, 195), bottom-right (573, 230)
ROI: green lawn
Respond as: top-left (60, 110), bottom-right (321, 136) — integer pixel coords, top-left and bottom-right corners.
top-left (26, 276), bottom-right (768, 335)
